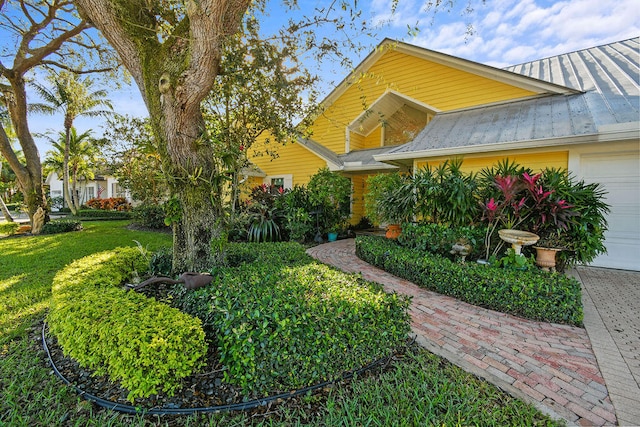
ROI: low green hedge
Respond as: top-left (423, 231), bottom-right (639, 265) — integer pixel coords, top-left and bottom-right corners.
top-left (398, 223), bottom-right (487, 261)
top-left (173, 242), bottom-right (411, 396)
top-left (356, 236), bottom-right (583, 326)
top-left (73, 209), bottom-right (132, 219)
top-left (41, 219), bottom-right (83, 234)
top-left (48, 247), bottom-right (207, 401)
top-left (0, 221), bottom-right (19, 235)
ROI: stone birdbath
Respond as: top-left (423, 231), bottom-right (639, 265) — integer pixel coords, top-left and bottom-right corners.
top-left (498, 229), bottom-right (540, 255)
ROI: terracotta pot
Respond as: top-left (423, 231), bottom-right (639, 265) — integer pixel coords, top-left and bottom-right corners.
top-left (534, 246), bottom-right (562, 271)
top-left (385, 224), bottom-right (401, 239)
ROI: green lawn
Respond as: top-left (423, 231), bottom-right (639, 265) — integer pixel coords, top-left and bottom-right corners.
top-left (0, 221), bottom-right (562, 426)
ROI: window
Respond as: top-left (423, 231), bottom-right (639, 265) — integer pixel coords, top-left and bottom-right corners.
top-left (264, 174), bottom-right (292, 190)
top-left (271, 177), bottom-right (285, 190)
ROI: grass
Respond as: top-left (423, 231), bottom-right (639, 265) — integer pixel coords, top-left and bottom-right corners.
top-left (0, 221), bottom-right (563, 426)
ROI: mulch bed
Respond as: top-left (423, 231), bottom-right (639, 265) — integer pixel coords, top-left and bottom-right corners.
top-left (37, 283), bottom-right (403, 421)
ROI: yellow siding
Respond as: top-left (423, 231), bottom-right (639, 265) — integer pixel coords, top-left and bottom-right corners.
top-left (349, 174), bottom-right (367, 224)
top-left (414, 151), bottom-right (569, 174)
top-left (250, 140), bottom-right (327, 187)
top-left (349, 131), bottom-right (364, 151)
top-left (363, 126), bottom-right (382, 149)
top-left (309, 49), bottom-right (537, 156)
top-left (246, 46), bottom-right (544, 219)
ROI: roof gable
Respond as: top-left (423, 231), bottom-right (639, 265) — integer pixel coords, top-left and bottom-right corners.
top-left (375, 37), bottom-right (640, 164)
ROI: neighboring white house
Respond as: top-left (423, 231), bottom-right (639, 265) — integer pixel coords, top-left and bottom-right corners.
top-left (45, 172), bottom-right (131, 209)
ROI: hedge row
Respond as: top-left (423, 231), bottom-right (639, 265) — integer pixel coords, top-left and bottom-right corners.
top-left (172, 242), bottom-right (411, 396)
top-left (355, 236), bottom-right (583, 326)
top-left (73, 209), bottom-right (132, 219)
top-left (41, 219), bottom-right (83, 234)
top-left (48, 247), bottom-right (207, 401)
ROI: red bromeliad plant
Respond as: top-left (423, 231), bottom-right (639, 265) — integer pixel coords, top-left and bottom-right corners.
top-left (480, 172), bottom-right (578, 258)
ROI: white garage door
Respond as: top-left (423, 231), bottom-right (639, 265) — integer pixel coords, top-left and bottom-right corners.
top-left (580, 152), bottom-right (640, 271)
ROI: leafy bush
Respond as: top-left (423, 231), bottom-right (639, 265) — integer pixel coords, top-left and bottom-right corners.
top-left (149, 246), bottom-right (173, 276)
top-left (132, 203), bottom-right (168, 229)
top-left (0, 221), bottom-right (19, 235)
top-left (276, 185), bottom-right (316, 242)
top-left (398, 223), bottom-right (486, 261)
top-left (172, 242), bottom-right (411, 396)
top-left (48, 247), bottom-right (207, 401)
top-left (85, 197), bottom-right (131, 211)
top-left (364, 172), bottom-right (407, 225)
top-left (73, 209), bottom-right (132, 219)
top-left (40, 219), bottom-right (83, 234)
top-left (307, 168), bottom-right (352, 232)
top-left (224, 241), bottom-right (310, 267)
top-left (355, 236), bottom-right (583, 326)
top-left (246, 184), bottom-right (284, 242)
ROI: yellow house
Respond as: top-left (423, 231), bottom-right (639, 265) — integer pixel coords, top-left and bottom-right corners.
top-left (249, 37), bottom-right (639, 271)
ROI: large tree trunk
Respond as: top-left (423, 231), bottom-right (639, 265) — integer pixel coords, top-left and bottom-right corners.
top-left (76, 0), bottom-right (250, 272)
top-left (0, 80), bottom-right (48, 229)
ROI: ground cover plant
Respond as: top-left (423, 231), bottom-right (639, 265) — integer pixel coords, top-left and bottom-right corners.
top-left (173, 242), bottom-right (410, 396)
top-left (356, 235), bottom-right (583, 326)
top-left (1, 221), bottom-right (562, 425)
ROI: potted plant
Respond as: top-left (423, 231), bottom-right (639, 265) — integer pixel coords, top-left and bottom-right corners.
top-left (532, 232), bottom-right (568, 271)
top-left (376, 177), bottom-right (414, 239)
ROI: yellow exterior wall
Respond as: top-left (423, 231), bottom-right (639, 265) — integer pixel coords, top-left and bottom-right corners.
top-left (349, 174), bottom-right (367, 224)
top-left (249, 140), bottom-right (327, 187)
top-left (309, 49), bottom-right (537, 156)
top-left (414, 151), bottom-right (569, 174)
top-left (246, 46), bottom-right (544, 221)
top-left (363, 126), bottom-right (383, 149)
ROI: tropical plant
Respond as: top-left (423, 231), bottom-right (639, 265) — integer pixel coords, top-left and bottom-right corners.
top-left (43, 128), bottom-right (102, 208)
top-left (276, 185), bottom-right (315, 242)
top-left (246, 184), bottom-right (284, 242)
top-left (413, 159), bottom-right (479, 226)
top-left (364, 172), bottom-right (406, 226)
top-left (32, 71), bottom-right (113, 214)
top-left (307, 168), bottom-right (352, 233)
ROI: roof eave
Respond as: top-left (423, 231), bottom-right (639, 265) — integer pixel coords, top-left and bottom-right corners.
top-left (373, 134), bottom-right (607, 162)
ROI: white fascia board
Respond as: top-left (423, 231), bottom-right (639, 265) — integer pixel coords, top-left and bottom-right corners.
top-left (373, 134), bottom-right (603, 161)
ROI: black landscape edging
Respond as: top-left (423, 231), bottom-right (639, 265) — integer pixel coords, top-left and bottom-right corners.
top-left (42, 323), bottom-right (394, 416)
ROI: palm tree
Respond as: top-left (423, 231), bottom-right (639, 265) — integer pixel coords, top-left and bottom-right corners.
top-left (43, 128), bottom-right (102, 210)
top-left (32, 71), bottom-right (113, 214)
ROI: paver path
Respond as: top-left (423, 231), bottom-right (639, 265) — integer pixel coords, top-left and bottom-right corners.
top-left (307, 239), bottom-right (616, 426)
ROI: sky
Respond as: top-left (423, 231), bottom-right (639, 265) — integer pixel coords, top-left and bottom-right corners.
top-left (7, 0), bottom-right (639, 155)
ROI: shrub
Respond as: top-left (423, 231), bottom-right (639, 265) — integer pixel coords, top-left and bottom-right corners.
top-left (398, 223), bottom-right (486, 261)
top-left (132, 203), bottom-right (168, 229)
top-left (85, 197), bottom-right (131, 211)
top-left (40, 219), bottom-right (83, 234)
top-left (149, 246), bottom-right (173, 276)
top-left (355, 236), bottom-right (583, 326)
top-left (0, 221), bottom-right (19, 235)
top-left (73, 209), bottom-right (132, 219)
top-left (172, 242), bottom-right (411, 396)
top-left (48, 247), bottom-right (207, 402)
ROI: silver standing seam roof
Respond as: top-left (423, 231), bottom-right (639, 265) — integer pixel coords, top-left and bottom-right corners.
top-left (380, 37), bottom-right (640, 159)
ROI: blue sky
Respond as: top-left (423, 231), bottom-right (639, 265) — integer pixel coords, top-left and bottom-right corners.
top-left (13, 0), bottom-right (640, 154)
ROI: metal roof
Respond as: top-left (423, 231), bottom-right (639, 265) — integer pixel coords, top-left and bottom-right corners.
top-left (378, 37), bottom-right (640, 161)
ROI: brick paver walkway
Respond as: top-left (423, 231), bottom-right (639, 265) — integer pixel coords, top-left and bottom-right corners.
top-left (307, 239), bottom-right (616, 426)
